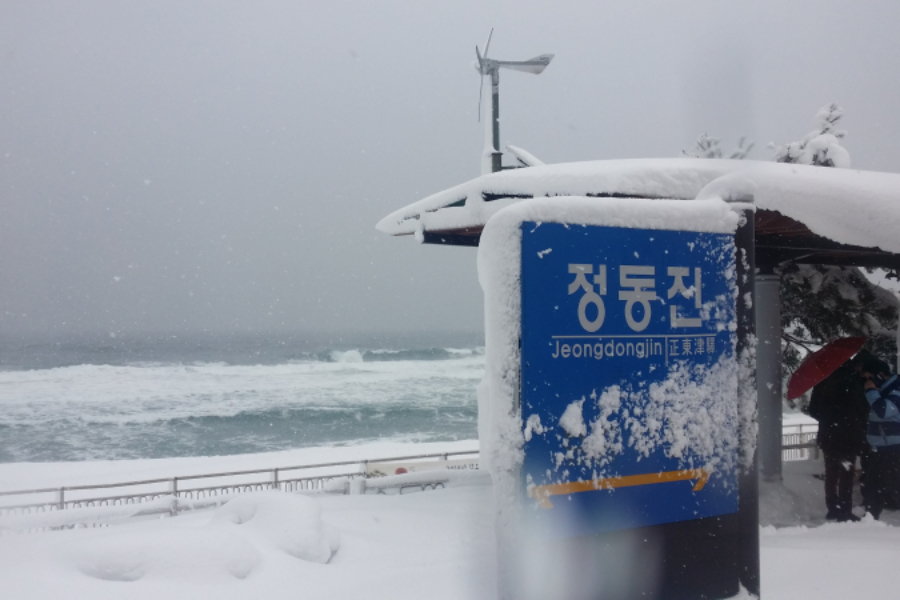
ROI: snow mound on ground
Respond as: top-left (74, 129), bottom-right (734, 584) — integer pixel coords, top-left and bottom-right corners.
top-left (63, 492), bottom-right (338, 583)
top-left (66, 527), bottom-right (260, 582)
top-left (212, 492), bottom-right (339, 563)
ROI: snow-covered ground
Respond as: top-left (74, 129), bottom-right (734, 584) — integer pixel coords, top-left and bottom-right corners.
top-left (2, 440), bottom-right (899, 599)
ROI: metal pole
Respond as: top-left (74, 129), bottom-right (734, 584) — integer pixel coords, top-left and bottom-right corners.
top-left (896, 295), bottom-right (900, 372)
top-left (756, 271), bottom-right (783, 482)
top-left (491, 69), bottom-right (502, 173)
top-left (732, 203), bottom-right (760, 598)
top-left (170, 477), bottom-right (179, 517)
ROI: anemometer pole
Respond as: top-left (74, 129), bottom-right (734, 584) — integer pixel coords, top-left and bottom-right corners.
top-left (490, 69), bottom-right (501, 173)
top-left (481, 66), bottom-right (502, 175)
top-left (475, 30), bottom-right (554, 175)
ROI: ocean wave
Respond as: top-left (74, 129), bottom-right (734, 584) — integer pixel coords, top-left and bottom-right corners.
top-left (0, 404), bottom-right (479, 462)
top-left (316, 346), bottom-right (484, 364)
top-left (0, 338), bottom-right (485, 462)
top-left (328, 350), bottom-right (364, 363)
top-left (0, 346), bottom-right (485, 372)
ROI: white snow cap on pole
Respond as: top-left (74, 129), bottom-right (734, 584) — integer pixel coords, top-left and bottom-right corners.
top-left (505, 145), bottom-right (545, 167)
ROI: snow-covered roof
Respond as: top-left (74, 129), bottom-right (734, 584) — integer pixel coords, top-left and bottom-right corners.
top-left (376, 158), bottom-right (900, 258)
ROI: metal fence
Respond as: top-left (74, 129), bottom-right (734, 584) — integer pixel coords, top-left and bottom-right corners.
top-left (1, 429), bottom-right (819, 534)
top-left (781, 424), bottom-right (819, 462)
top-left (0, 450), bottom-right (479, 527)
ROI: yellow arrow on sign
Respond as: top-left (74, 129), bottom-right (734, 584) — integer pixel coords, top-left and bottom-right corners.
top-left (528, 468), bottom-right (710, 509)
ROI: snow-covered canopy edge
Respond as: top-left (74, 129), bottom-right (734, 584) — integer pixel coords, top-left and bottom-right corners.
top-left (379, 158), bottom-right (900, 256)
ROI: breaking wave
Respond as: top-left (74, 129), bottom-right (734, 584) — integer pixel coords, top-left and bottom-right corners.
top-left (0, 337), bottom-right (485, 463)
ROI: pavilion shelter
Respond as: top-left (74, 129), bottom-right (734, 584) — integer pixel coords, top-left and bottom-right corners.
top-left (376, 158), bottom-right (900, 481)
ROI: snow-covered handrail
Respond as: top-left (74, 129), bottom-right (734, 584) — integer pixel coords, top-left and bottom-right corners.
top-left (0, 433), bottom-right (816, 533)
top-left (0, 449), bottom-right (480, 517)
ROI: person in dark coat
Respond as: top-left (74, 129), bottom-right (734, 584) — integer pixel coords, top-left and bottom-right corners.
top-left (808, 362), bottom-right (869, 521)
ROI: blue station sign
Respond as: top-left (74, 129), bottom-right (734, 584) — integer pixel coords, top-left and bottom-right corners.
top-left (520, 222), bottom-right (739, 538)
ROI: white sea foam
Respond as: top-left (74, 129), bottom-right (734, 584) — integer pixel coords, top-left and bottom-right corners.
top-left (0, 348), bottom-right (485, 462)
top-left (330, 350), bottom-right (364, 363)
top-left (0, 355), bottom-right (484, 420)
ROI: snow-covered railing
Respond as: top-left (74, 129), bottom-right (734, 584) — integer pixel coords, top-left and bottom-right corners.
top-left (1, 429), bottom-right (818, 534)
top-left (0, 450), bottom-right (479, 532)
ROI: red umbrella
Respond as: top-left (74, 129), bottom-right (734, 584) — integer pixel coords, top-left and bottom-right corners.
top-left (787, 336), bottom-right (867, 400)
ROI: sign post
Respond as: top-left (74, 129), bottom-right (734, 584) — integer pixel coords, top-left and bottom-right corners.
top-left (505, 210), bottom-right (753, 599)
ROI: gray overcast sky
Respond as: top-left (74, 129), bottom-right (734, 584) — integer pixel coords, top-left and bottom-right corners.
top-left (2, 1), bottom-right (899, 337)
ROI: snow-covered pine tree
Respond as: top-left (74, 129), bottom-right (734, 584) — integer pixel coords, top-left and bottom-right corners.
top-left (772, 102), bottom-right (851, 168)
top-left (686, 104), bottom-right (898, 401)
top-left (772, 104), bottom-right (897, 403)
top-left (683, 133), bottom-right (723, 158)
top-left (781, 264), bottom-right (898, 373)
top-left (683, 134), bottom-right (754, 159)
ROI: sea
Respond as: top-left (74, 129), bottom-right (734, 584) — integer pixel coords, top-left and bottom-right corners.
top-left (0, 331), bottom-right (484, 463)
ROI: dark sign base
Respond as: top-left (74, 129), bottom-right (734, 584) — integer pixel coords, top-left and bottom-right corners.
top-left (513, 513), bottom-right (740, 600)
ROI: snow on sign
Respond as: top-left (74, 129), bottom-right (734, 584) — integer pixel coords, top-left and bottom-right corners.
top-left (521, 222), bottom-right (739, 538)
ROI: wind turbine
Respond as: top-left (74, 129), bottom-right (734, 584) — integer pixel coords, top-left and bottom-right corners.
top-left (475, 30), bottom-right (553, 175)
